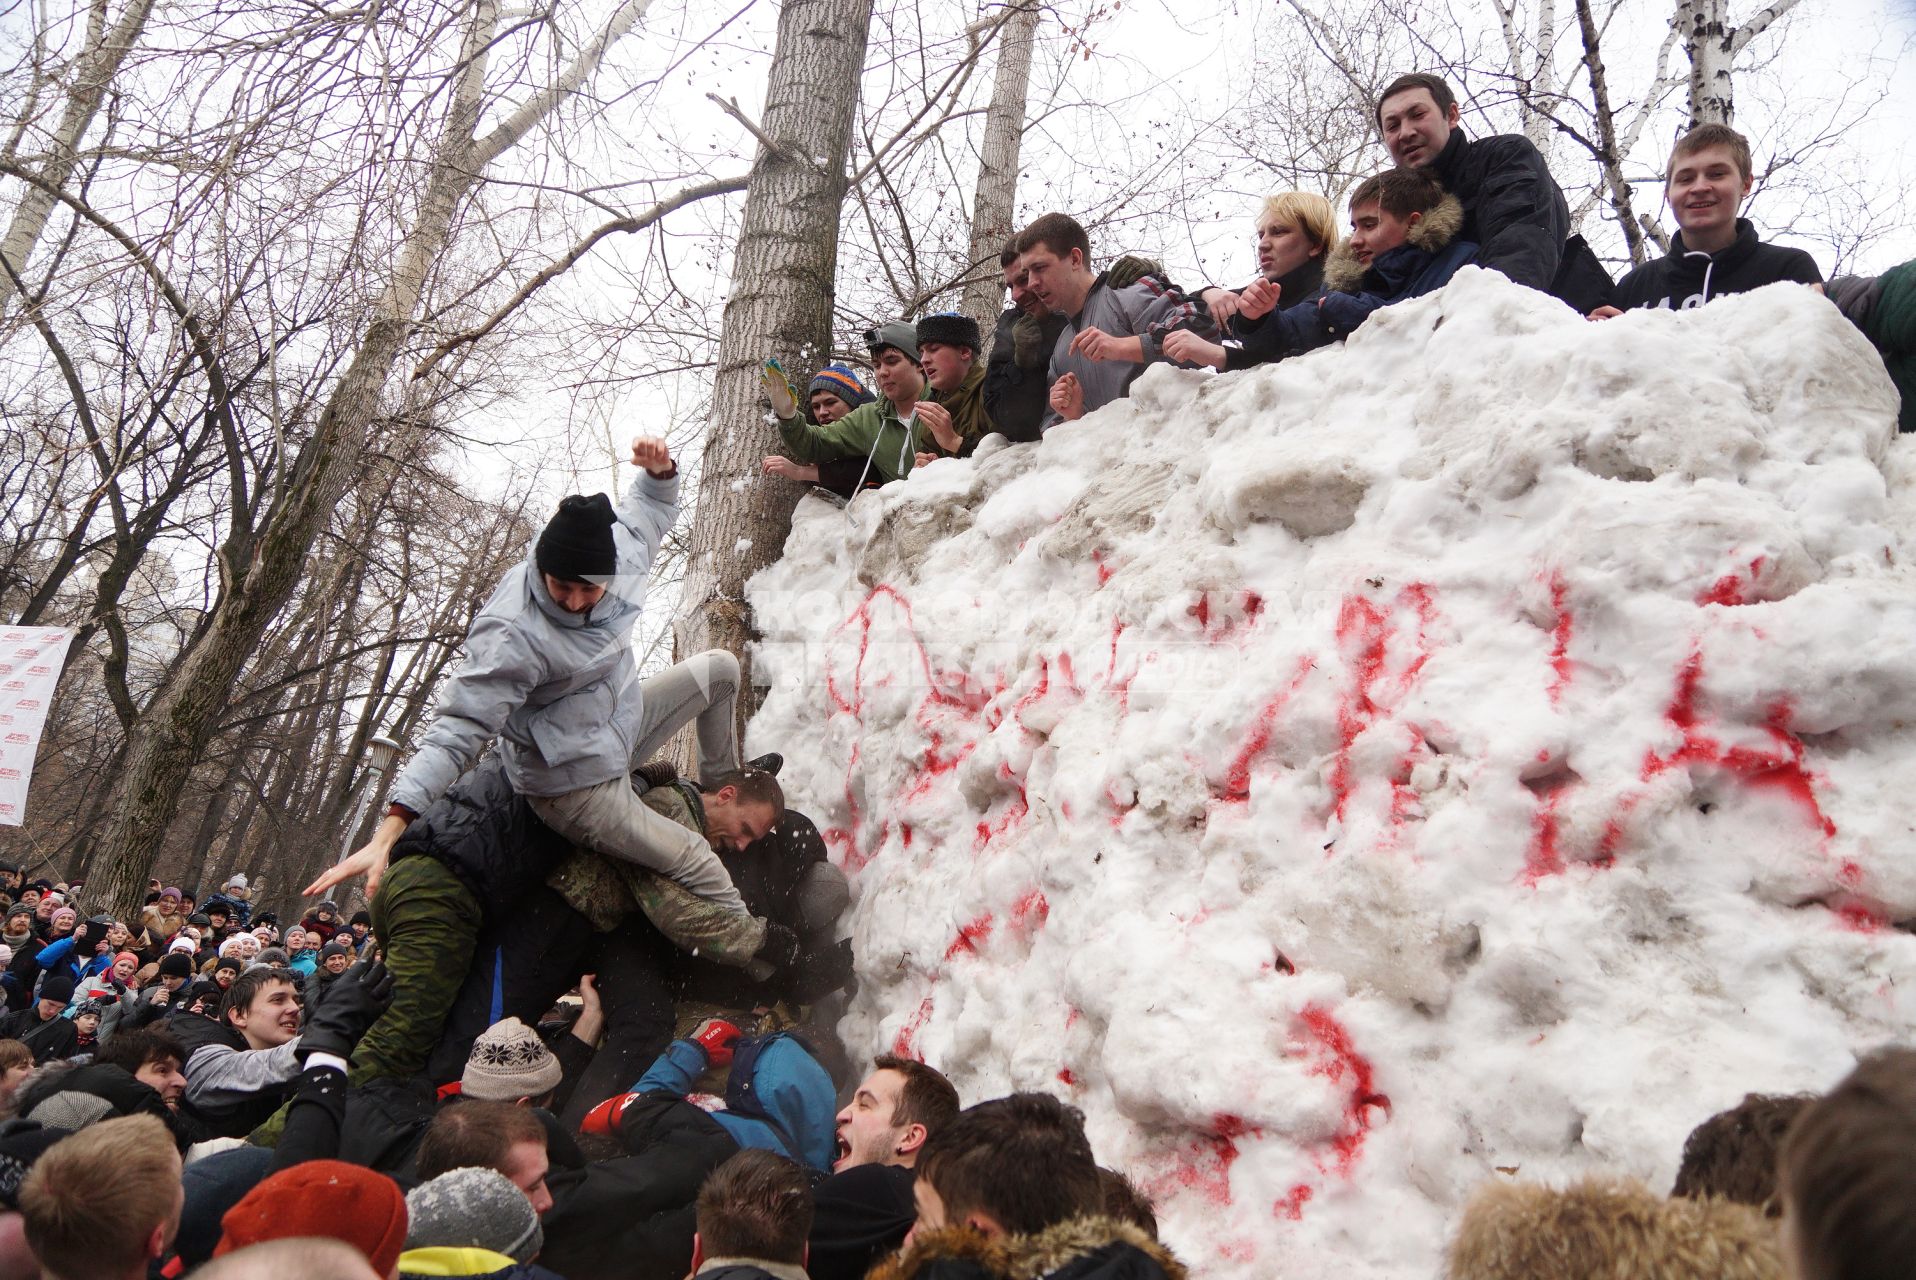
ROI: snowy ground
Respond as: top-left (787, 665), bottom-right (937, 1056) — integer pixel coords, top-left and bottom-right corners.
top-left (743, 270), bottom-right (1916, 1277)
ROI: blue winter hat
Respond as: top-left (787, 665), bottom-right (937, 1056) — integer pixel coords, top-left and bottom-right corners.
top-left (809, 365), bottom-right (874, 409)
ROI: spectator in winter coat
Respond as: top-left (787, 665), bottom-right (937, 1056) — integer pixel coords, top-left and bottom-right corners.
top-left (202, 873), bottom-right (257, 929)
top-left (1017, 212), bottom-right (1216, 427)
top-left (400, 1166), bottom-right (564, 1280)
top-left (141, 887), bottom-right (186, 943)
top-left (765, 325), bottom-right (929, 490)
top-left (0, 975), bottom-right (76, 1061)
top-left (302, 901), bottom-right (343, 944)
top-left (346, 911), bottom-right (375, 954)
top-left (983, 239), bottom-right (1067, 443)
top-left (416, 1100), bottom-right (557, 1217)
top-left (1378, 73), bottom-right (1613, 313)
top-left (303, 942), bottom-right (353, 1008)
top-left (93, 1027), bottom-right (190, 1111)
top-left (1593, 124), bottom-right (1821, 318)
top-left (690, 1150), bottom-right (814, 1280)
top-left (1224, 169), bottom-right (1477, 363)
top-left (808, 1056), bottom-right (961, 1280)
top-left (759, 366), bottom-right (886, 499)
top-left (0, 1038), bottom-right (32, 1113)
top-left (912, 313), bottom-right (994, 463)
top-left (872, 1094), bottom-right (1183, 1280)
top-left (180, 966), bottom-right (305, 1138)
top-left (285, 926), bottom-right (319, 977)
top-left (1827, 258), bottom-right (1916, 433)
top-left (581, 1021), bottom-right (836, 1173)
top-left (1165, 191), bottom-right (1339, 372)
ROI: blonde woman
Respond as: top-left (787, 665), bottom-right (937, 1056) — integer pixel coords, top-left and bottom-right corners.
top-left (1164, 191), bottom-right (1338, 371)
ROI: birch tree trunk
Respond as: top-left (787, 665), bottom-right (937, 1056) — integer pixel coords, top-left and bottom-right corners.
top-left (672, 0), bottom-right (875, 736)
top-left (959, 1), bottom-right (1039, 348)
top-left (1677, 0), bottom-right (1801, 127)
top-left (0, 0), bottom-right (157, 309)
top-left (87, 0), bottom-right (662, 918)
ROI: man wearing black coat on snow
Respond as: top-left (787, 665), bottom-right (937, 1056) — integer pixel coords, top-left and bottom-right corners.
top-left (983, 239), bottom-right (1067, 444)
top-left (1378, 73), bottom-right (1614, 314)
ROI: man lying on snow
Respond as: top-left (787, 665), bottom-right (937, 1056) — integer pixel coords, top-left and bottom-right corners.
top-left (1165, 166), bottom-right (1477, 369)
top-left (307, 434), bottom-right (781, 1088)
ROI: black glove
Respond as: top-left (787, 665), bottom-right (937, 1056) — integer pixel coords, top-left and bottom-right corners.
top-left (755, 920), bottom-right (801, 970)
top-left (787, 937), bottom-right (856, 1004)
top-left (297, 956), bottom-right (394, 1061)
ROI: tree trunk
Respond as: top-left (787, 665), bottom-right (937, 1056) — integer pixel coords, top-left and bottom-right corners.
top-left (672, 0), bottom-right (875, 740)
top-left (959, 1), bottom-right (1039, 349)
top-left (0, 0), bottom-right (157, 308)
top-left (86, 0), bottom-right (664, 920)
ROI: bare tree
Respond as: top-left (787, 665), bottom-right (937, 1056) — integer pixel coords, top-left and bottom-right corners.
top-left (1676, 0), bottom-right (1802, 126)
top-left (959, 1), bottom-right (1041, 344)
top-left (673, 0), bottom-right (876, 728)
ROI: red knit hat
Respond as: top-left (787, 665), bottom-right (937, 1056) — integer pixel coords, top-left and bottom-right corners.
top-left (212, 1159), bottom-right (408, 1276)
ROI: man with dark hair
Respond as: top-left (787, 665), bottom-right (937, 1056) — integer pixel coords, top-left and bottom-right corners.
top-left (764, 324), bottom-right (928, 491)
top-left (1670, 1092), bottom-right (1813, 1216)
top-left (912, 1093), bottom-right (1101, 1239)
top-left (417, 1098), bottom-right (556, 1216)
top-left (693, 1150), bottom-right (814, 1280)
top-left (1594, 123), bottom-right (1822, 317)
top-left (808, 1057), bottom-right (961, 1280)
top-left (983, 238), bottom-right (1067, 444)
top-left (912, 313), bottom-right (993, 463)
top-left (1777, 1048), bottom-right (1916, 1280)
top-left (877, 1094), bottom-right (1182, 1280)
top-left (94, 1027), bottom-right (190, 1111)
top-left (1015, 213), bottom-right (1214, 427)
top-left (1376, 72), bottom-right (1612, 312)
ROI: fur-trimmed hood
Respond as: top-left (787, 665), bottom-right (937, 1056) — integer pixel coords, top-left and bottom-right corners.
top-left (869, 1217), bottom-right (1186, 1280)
top-left (1446, 1175), bottom-right (1785, 1280)
top-left (1324, 193), bottom-right (1466, 292)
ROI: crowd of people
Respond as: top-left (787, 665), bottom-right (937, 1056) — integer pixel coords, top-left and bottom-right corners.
top-left (765, 73), bottom-right (1912, 501)
top-left (0, 70), bottom-right (1910, 1280)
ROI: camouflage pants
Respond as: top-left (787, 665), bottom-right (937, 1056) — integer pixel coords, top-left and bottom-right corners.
top-left (349, 854), bottom-right (480, 1084)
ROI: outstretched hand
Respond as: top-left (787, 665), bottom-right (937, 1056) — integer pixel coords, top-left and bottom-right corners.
top-left (760, 358), bottom-right (799, 420)
top-left (307, 813), bottom-right (406, 899)
top-left (630, 436), bottom-right (675, 477)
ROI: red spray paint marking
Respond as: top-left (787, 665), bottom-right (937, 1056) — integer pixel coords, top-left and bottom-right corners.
top-left (1524, 788), bottom-right (1567, 883)
top-left (1329, 595), bottom-right (1393, 821)
top-left (1547, 571), bottom-right (1575, 703)
top-left (1065, 1006), bottom-right (1081, 1029)
top-left (1296, 1004), bottom-right (1388, 1177)
top-left (1105, 782), bottom-right (1136, 828)
top-left (1189, 594), bottom-right (1211, 630)
top-left (944, 912), bottom-right (995, 961)
top-left (1641, 650), bottom-right (1837, 839)
top-left (1092, 548), bottom-right (1116, 586)
top-left (1275, 1183), bottom-right (1314, 1221)
top-left (1217, 1240), bottom-right (1256, 1264)
top-left (1173, 1114), bottom-right (1261, 1207)
top-left (1222, 656), bottom-right (1315, 801)
top-left (1839, 860), bottom-right (1865, 888)
top-left (1698, 555), bottom-right (1766, 607)
top-left (1011, 889), bottom-right (1050, 934)
top-left (1836, 901), bottom-right (1888, 933)
top-left (892, 995), bottom-right (935, 1060)
top-left (1056, 1067), bottom-right (1078, 1086)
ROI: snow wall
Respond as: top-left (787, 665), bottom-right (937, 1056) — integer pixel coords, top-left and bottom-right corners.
top-left (743, 268), bottom-right (1916, 1277)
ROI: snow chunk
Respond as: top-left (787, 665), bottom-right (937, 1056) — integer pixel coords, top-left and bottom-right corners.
top-left (744, 276), bottom-right (1909, 1279)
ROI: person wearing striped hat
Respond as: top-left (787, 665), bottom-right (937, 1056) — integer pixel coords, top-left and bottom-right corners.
top-left (808, 365), bottom-right (874, 425)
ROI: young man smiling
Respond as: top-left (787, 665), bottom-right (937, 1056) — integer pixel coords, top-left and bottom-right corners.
top-left (1595, 124), bottom-right (1822, 316)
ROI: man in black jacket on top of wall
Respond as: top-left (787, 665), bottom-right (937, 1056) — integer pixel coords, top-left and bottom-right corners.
top-left (1377, 72), bottom-right (1614, 314)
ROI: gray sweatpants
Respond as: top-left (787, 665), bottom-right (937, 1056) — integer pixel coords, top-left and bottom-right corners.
top-left (530, 649), bottom-right (747, 914)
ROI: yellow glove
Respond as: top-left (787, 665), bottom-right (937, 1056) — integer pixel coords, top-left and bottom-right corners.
top-left (761, 358), bottom-right (799, 421)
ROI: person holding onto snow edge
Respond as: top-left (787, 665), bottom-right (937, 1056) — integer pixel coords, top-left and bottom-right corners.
top-left (764, 324), bottom-right (928, 490)
top-left (1591, 124), bottom-right (1822, 317)
top-left (1182, 167), bottom-right (1476, 366)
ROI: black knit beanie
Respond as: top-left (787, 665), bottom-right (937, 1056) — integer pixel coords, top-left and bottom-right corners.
top-left (535, 494), bottom-right (617, 583)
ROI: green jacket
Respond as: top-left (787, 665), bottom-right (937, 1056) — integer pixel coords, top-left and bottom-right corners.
top-left (546, 782), bottom-right (767, 965)
top-left (917, 364), bottom-right (993, 458)
top-left (1830, 259), bottom-right (1915, 433)
top-left (778, 396), bottom-right (920, 485)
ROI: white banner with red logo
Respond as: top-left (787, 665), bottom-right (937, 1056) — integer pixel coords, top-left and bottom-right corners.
top-left (0, 626), bottom-right (75, 827)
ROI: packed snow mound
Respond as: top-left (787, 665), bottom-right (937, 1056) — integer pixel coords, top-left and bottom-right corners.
top-left (744, 269), bottom-right (1915, 1278)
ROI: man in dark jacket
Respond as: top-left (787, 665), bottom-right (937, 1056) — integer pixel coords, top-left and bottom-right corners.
top-left (1, 975), bottom-right (77, 1062)
top-left (983, 240), bottom-right (1068, 443)
top-left (912, 313), bottom-right (993, 461)
top-left (1378, 72), bottom-right (1612, 313)
top-left (1595, 124), bottom-right (1822, 315)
